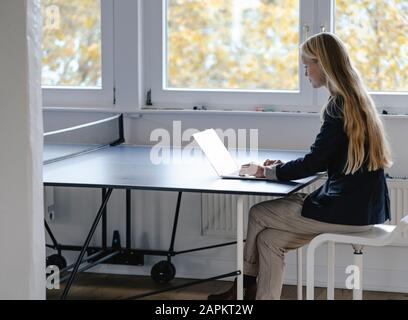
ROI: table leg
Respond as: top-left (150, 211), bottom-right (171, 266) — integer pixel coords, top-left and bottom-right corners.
top-left (102, 188), bottom-right (107, 249)
top-left (61, 188), bottom-right (113, 300)
top-left (236, 195), bottom-right (244, 300)
top-left (126, 189), bottom-right (131, 250)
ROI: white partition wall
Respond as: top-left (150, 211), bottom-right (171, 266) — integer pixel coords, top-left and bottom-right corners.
top-left (0, 0), bottom-right (45, 299)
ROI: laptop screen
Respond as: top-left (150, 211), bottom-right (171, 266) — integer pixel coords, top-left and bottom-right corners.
top-left (193, 129), bottom-right (239, 176)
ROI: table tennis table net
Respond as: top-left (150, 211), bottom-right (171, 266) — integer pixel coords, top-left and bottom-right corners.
top-left (43, 114), bottom-right (124, 165)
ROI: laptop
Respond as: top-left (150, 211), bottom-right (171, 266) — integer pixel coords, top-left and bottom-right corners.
top-left (193, 129), bottom-right (266, 180)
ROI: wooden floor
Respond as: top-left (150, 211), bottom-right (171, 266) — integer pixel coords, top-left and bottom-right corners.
top-left (47, 272), bottom-right (408, 300)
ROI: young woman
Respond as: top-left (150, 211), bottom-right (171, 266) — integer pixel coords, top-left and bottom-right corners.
top-left (208, 32), bottom-right (392, 300)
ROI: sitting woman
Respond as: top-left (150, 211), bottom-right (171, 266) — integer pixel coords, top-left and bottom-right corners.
top-left (209, 32), bottom-right (392, 300)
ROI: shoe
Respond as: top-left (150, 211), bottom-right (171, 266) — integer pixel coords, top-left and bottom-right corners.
top-left (244, 283), bottom-right (257, 300)
top-left (208, 279), bottom-right (236, 300)
top-left (207, 279), bottom-right (257, 300)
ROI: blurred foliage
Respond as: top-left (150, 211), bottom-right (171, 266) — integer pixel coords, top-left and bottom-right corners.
top-left (336, 0), bottom-right (408, 92)
top-left (40, 0), bottom-right (407, 93)
top-left (168, 0), bottom-right (407, 92)
top-left (41, 0), bottom-right (101, 87)
top-left (167, 0), bottom-right (299, 90)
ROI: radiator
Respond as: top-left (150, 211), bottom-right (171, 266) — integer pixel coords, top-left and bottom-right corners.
top-left (201, 178), bottom-right (408, 237)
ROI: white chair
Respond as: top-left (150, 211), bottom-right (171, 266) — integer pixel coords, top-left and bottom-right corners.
top-left (295, 215), bottom-right (408, 300)
top-left (296, 248), bottom-right (303, 299)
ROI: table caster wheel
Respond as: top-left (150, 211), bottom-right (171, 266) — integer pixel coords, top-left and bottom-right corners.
top-left (46, 254), bottom-right (67, 270)
top-left (151, 260), bottom-right (176, 283)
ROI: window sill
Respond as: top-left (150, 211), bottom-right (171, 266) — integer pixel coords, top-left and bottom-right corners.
top-left (43, 106), bottom-right (408, 120)
top-left (136, 108), bottom-right (321, 118)
top-left (43, 105), bottom-right (321, 117)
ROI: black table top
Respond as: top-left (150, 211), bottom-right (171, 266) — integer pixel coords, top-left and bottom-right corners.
top-left (43, 145), bottom-right (319, 196)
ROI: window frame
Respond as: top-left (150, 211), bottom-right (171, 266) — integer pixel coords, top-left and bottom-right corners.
top-left (143, 0), bottom-right (407, 112)
top-left (41, 0), bottom-right (407, 112)
top-left (317, 0), bottom-right (408, 110)
top-left (143, 0), bottom-right (316, 112)
top-left (42, 0), bottom-right (115, 108)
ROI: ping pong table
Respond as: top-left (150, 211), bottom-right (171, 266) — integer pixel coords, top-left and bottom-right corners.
top-left (43, 115), bottom-right (319, 300)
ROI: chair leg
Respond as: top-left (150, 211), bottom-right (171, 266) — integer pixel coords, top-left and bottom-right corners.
top-left (297, 247), bottom-right (302, 300)
top-left (306, 244), bottom-right (317, 300)
top-left (327, 241), bottom-right (335, 300)
top-left (236, 196), bottom-right (244, 300)
top-left (352, 245), bottom-right (364, 300)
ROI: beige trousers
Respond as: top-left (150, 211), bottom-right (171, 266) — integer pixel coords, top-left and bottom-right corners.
top-left (243, 193), bottom-right (372, 300)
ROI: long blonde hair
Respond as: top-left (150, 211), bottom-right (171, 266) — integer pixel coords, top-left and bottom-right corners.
top-left (301, 32), bottom-right (392, 174)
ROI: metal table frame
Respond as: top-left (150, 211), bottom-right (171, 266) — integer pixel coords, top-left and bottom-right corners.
top-left (44, 121), bottom-right (318, 299)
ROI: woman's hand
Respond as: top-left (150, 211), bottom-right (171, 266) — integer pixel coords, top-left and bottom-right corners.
top-left (240, 163), bottom-right (267, 178)
top-left (240, 163), bottom-right (262, 177)
top-left (263, 159), bottom-right (283, 166)
top-left (240, 160), bottom-right (282, 178)
top-left (254, 165), bottom-right (266, 178)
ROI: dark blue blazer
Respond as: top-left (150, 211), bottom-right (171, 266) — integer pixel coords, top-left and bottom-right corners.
top-left (276, 97), bottom-right (390, 226)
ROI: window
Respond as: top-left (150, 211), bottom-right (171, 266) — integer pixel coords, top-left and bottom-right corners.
top-left (335, 0), bottom-right (408, 93)
top-left (41, 1), bottom-right (406, 110)
top-left (144, 0), bottom-right (407, 111)
top-left (323, 0), bottom-right (408, 109)
top-left (41, 0), bottom-right (114, 107)
top-left (42, 0), bottom-right (102, 87)
top-left (145, 0), bottom-right (314, 110)
top-left (166, 0), bottom-right (299, 91)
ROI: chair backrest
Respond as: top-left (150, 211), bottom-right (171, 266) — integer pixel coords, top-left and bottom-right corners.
top-left (375, 214), bottom-right (408, 246)
top-left (393, 214), bottom-right (408, 238)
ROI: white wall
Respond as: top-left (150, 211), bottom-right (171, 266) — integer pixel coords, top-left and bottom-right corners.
top-left (0, 0), bottom-right (45, 299)
top-left (44, 110), bottom-right (408, 294)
